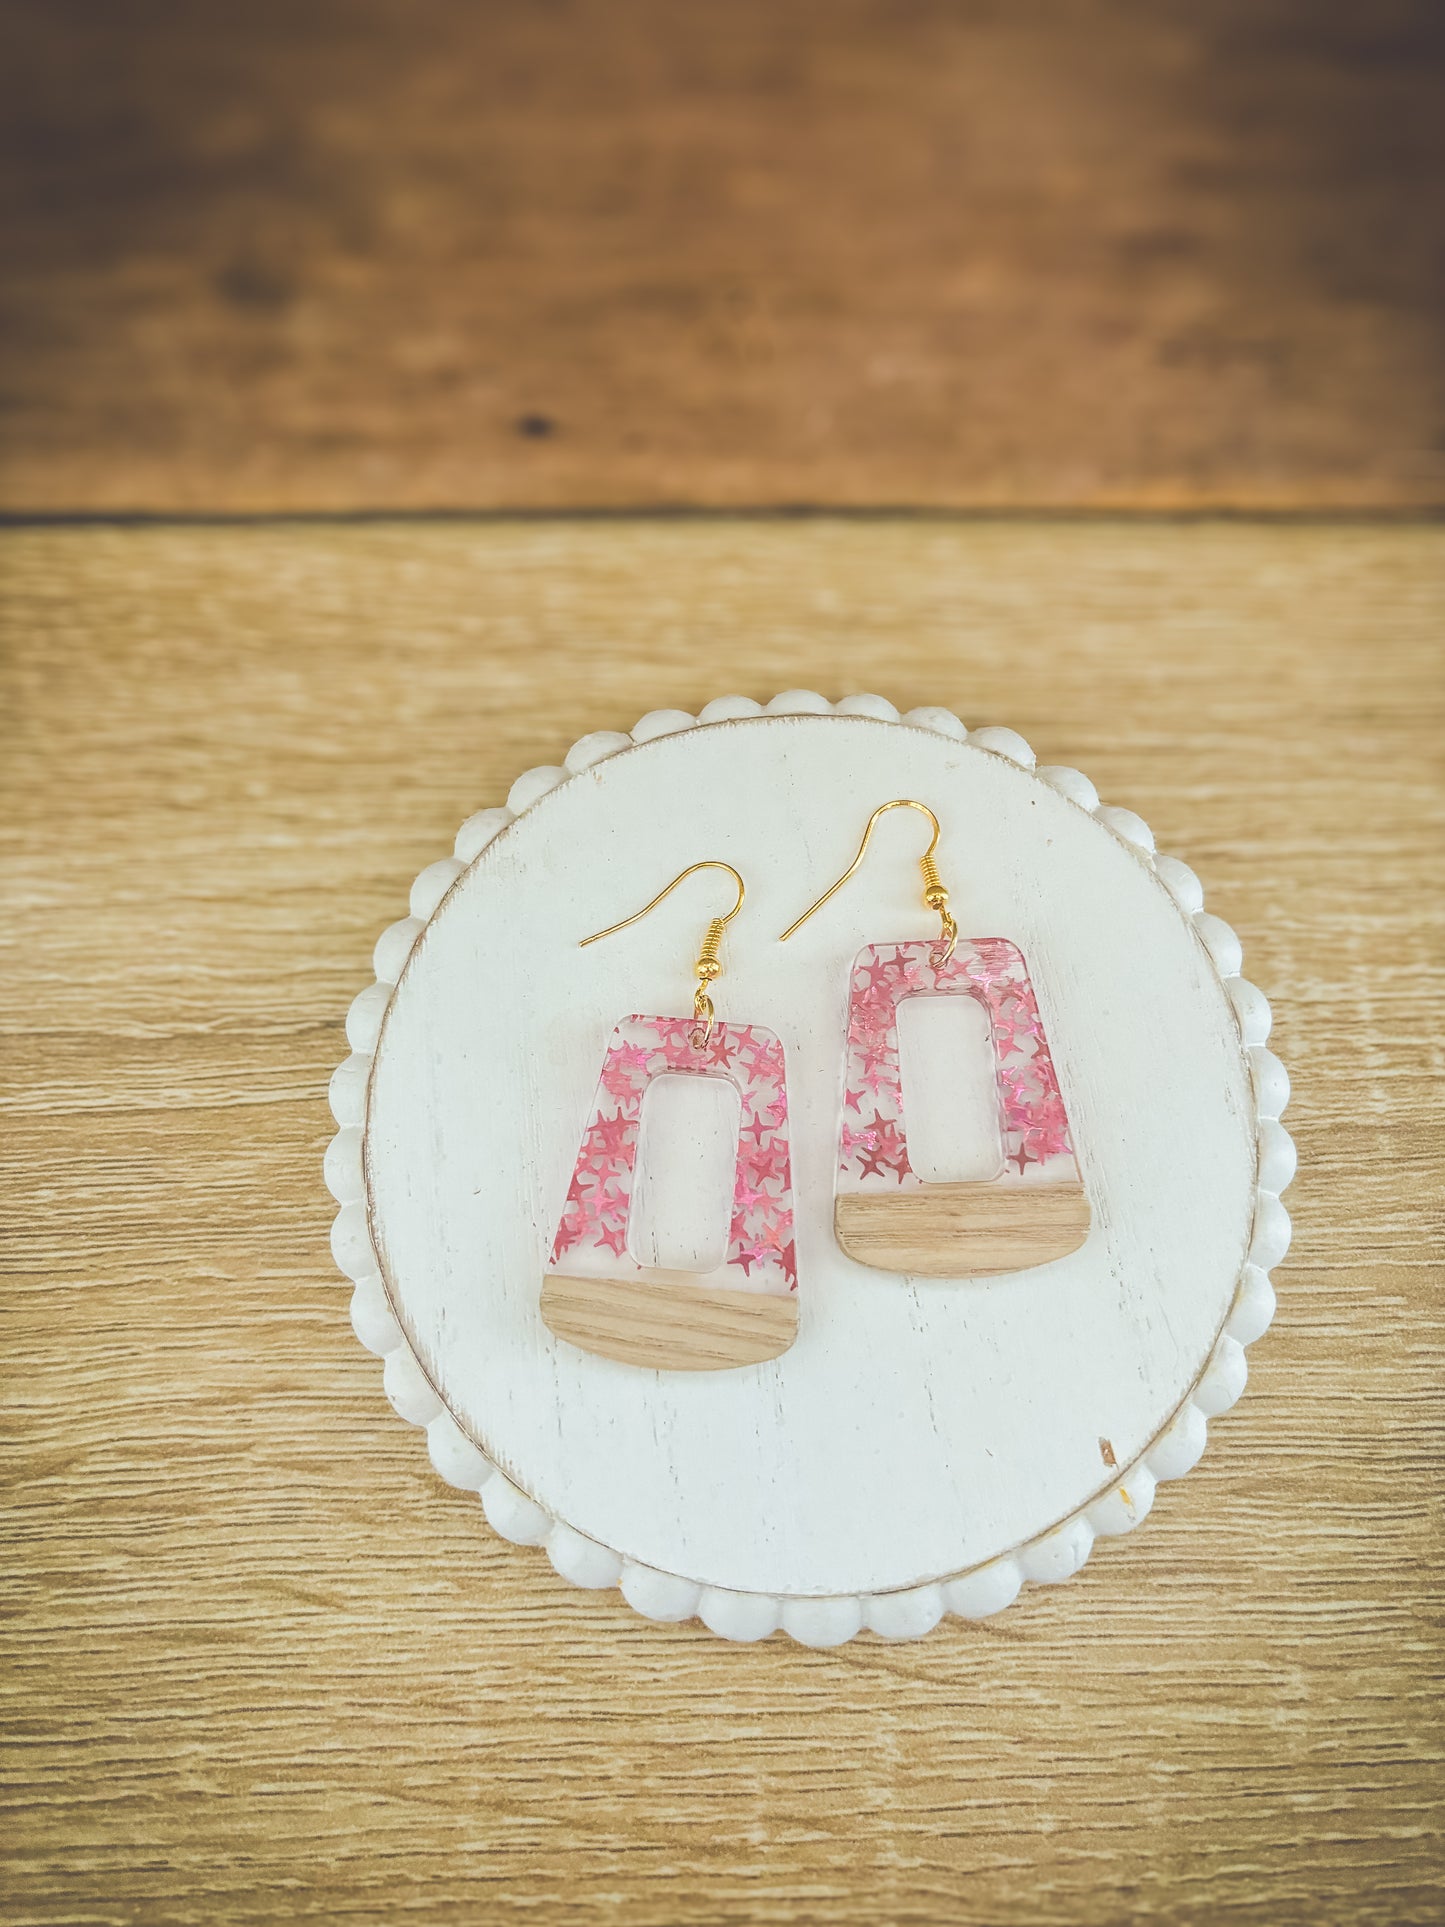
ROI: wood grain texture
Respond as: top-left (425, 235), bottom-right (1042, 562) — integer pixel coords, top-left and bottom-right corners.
top-left (835, 1180), bottom-right (1092, 1277)
top-left (2, 0), bottom-right (1443, 514)
top-left (1, 518), bottom-right (1442, 1922)
top-left (540, 1272), bottom-right (798, 1372)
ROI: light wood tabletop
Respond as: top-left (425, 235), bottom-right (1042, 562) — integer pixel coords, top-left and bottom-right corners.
top-left (3, 517), bottom-right (1441, 1924)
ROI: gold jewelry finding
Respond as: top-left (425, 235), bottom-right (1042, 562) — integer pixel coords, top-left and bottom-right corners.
top-left (779, 799), bottom-right (957, 962)
top-left (580, 860), bottom-right (747, 1043)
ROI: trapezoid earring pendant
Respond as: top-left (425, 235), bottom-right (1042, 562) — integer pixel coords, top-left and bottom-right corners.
top-left (541, 864), bottom-right (799, 1371)
top-left (835, 936), bottom-right (1089, 1276)
top-left (781, 801), bottom-right (1090, 1279)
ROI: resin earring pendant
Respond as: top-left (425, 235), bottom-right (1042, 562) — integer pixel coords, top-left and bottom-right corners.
top-left (782, 802), bottom-right (1090, 1278)
top-left (543, 863), bottom-right (798, 1371)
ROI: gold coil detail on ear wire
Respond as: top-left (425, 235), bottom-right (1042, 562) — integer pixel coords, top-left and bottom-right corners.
top-left (692, 915), bottom-right (727, 1041)
top-left (696, 917), bottom-right (726, 984)
top-left (919, 851), bottom-right (957, 961)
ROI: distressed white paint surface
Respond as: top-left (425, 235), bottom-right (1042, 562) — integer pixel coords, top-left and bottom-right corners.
top-left (629, 1072), bottom-right (743, 1274)
top-left (363, 712), bottom-right (1259, 1599)
top-left (895, 993), bottom-right (1001, 1183)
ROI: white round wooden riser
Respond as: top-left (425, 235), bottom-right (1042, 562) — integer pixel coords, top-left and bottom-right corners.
top-left (327, 693), bottom-right (1292, 1644)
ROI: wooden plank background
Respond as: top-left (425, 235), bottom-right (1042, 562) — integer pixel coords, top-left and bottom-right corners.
top-left (2, 518), bottom-right (1441, 1923)
top-left (2, 0), bottom-right (1443, 513)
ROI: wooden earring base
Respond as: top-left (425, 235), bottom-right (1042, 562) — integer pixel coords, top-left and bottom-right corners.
top-left (541, 1271), bottom-right (799, 1371)
top-left (835, 1180), bottom-right (1091, 1278)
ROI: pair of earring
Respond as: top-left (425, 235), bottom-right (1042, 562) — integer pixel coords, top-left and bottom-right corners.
top-left (542, 800), bottom-right (1090, 1372)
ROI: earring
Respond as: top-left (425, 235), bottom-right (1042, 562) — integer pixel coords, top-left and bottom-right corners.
top-left (781, 802), bottom-right (1090, 1278)
top-left (542, 862), bottom-right (798, 1371)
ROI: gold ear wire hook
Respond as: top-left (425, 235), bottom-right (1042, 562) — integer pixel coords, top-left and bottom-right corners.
top-left (779, 799), bottom-right (958, 961)
top-left (580, 861), bottom-right (746, 1043)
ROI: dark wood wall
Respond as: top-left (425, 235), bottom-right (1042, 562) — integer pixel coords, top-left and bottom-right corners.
top-left (2, 0), bottom-right (1442, 512)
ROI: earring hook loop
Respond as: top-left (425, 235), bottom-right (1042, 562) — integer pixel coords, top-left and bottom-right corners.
top-left (580, 860), bottom-right (746, 1045)
top-left (578, 860), bottom-right (745, 948)
top-left (778, 799), bottom-right (956, 961)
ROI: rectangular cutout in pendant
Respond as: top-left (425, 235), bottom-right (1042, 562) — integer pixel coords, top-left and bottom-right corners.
top-left (629, 1072), bottom-right (742, 1274)
top-left (896, 993), bottom-right (1003, 1183)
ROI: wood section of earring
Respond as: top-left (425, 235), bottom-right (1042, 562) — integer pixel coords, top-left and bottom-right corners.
top-left (541, 1273), bottom-right (799, 1371)
top-left (835, 1181), bottom-right (1090, 1277)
